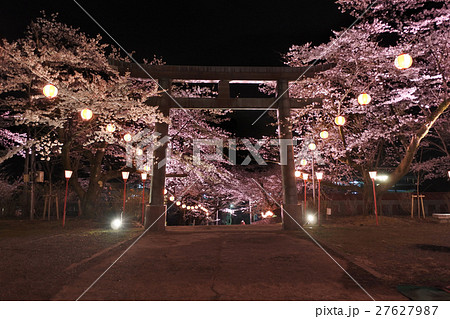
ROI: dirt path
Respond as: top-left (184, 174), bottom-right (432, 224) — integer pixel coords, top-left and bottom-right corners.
top-left (53, 225), bottom-right (405, 301)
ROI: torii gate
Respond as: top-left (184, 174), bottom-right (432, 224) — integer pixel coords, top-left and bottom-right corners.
top-left (111, 61), bottom-right (327, 231)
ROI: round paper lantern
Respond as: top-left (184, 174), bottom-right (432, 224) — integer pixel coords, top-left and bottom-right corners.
top-left (335, 115), bottom-right (346, 126)
top-left (106, 124), bottom-right (116, 133)
top-left (80, 108), bottom-right (93, 121)
top-left (123, 133), bottom-right (132, 142)
top-left (320, 130), bottom-right (329, 139)
top-left (394, 53), bottom-right (413, 70)
top-left (43, 84), bottom-right (58, 98)
top-left (357, 93), bottom-right (371, 106)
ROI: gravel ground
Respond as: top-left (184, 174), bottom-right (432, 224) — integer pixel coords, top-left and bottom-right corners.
top-left (0, 215), bottom-right (448, 300)
top-left (0, 219), bottom-right (141, 300)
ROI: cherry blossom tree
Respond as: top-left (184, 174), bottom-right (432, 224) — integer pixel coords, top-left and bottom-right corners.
top-left (0, 14), bottom-right (161, 217)
top-left (285, 0), bottom-right (449, 210)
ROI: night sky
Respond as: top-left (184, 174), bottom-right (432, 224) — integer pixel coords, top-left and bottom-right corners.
top-left (0, 1), bottom-right (353, 66)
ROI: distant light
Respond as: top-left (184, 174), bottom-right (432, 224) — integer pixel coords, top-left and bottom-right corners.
top-left (136, 148), bottom-right (143, 156)
top-left (300, 159), bottom-right (308, 166)
top-left (194, 205), bottom-right (198, 209)
top-left (80, 108), bottom-right (93, 121)
top-left (261, 210), bottom-right (274, 218)
top-left (394, 53), bottom-right (413, 70)
top-left (376, 175), bottom-right (388, 182)
top-left (164, 189), bottom-right (168, 195)
top-left (308, 143), bottom-right (316, 151)
top-left (316, 172), bottom-right (323, 180)
top-left (169, 195), bottom-right (175, 201)
top-left (141, 172), bottom-right (147, 181)
top-left (143, 165), bottom-right (151, 172)
top-left (357, 93), bottom-right (371, 106)
top-left (448, 171), bottom-right (450, 178)
top-left (307, 214), bottom-right (316, 224)
top-left (335, 115), bottom-right (346, 126)
top-left (369, 171), bottom-right (377, 179)
top-left (106, 124), bottom-right (116, 133)
top-left (295, 170), bottom-right (301, 178)
top-left (320, 130), bottom-right (329, 139)
top-left (181, 204), bottom-right (186, 208)
top-left (302, 173), bottom-right (309, 181)
top-left (43, 84), bottom-right (58, 98)
top-left (176, 201), bottom-right (181, 206)
top-left (111, 218), bottom-right (122, 230)
top-left (123, 133), bottom-right (132, 142)
top-left (187, 206), bottom-right (191, 210)
top-left (122, 171), bottom-right (130, 180)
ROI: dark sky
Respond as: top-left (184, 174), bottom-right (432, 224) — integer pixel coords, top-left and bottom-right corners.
top-left (0, 1), bottom-right (353, 138)
top-left (0, 0), bottom-right (353, 66)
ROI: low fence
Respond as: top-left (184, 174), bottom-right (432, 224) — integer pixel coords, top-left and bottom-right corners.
top-left (320, 192), bottom-right (450, 217)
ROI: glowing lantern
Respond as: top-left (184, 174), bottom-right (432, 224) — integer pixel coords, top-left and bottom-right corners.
top-left (394, 53), bottom-right (413, 70)
top-left (80, 108), bottom-right (93, 121)
top-left (123, 133), bottom-right (132, 142)
top-left (106, 124), bottom-right (116, 133)
top-left (182, 204), bottom-right (186, 208)
top-left (357, 93), bottom-right (371, 106)
top-left (176, 201), bottom-right (181, 206)
top-left (308, 143), bottom-right (316, 151)
top-left (43, 84), bottom-right (58, 98)
top-left (136, 148), bottom-right (143, 156)
top-left (169, 195), bottom-right (175, 201)
top-left (335, 115), bottom-right (346, 126)
top-left (302, 173), bottom-right (309, 181)
top-left (320, 130), bottom-right (329, 139)
top-left (143, 165), bottom-right (151, 172)
top-left (316, 172), bottom-right (323, 180)
top-left (295, 170), bottom-right (301, 178)
top-left (164, 189), bottom-right (168, 195)
top-left (300, 159), bottom-right (308, 166)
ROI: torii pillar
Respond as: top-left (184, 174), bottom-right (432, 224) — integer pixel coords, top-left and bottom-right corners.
top-left (277, 80), bottom-right (302, 229)
top-left (144, 78), bottom-right (171, 231)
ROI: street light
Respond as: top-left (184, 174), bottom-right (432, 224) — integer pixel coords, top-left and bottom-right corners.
top-left (300, 159), bottom-right (308, 166)
top-left (316, 172), bottom-right (323, 226)
top-left (295, 170), bottom-right (301, 178)
top-left (121, 171), bottom-right (130, 222)
top-left (80, 108), bottom-right (93, 121)
top-left (169, 195), bottom-right (175, 202)
top-left (369, 171), bottom-right (379, 226)
top-left (43, 84), bottom-right (58, 98)
top-left (302, 173), bottom-right (308, 221)
top-left (141, 172), bottom-right (147, 225)
top-left (357, 93), bottom-right (371, 105)
top-left (394, 53), bottom-right (413, 70)
top-left (308, 142), bottom-right (317, 151)
top-left (63, 170), bottom-right (72, 227)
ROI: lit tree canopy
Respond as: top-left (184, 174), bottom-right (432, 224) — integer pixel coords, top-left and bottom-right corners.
top-left (285, 0), bottom-right (449, 197)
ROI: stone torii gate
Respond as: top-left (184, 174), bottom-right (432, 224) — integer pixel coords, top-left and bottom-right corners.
top-left (111, 61), bottom-right (327, 231)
